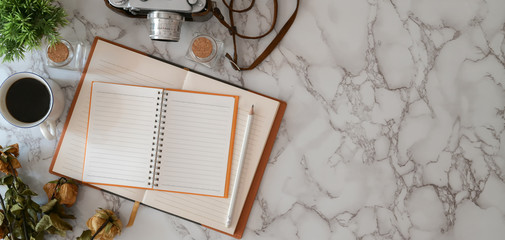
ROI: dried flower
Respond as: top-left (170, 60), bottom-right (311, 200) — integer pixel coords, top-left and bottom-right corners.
top-left (0, 143), bottom-right (75, 239)
top-left (3, 143), bottom-right (19, 157)
top-left (86, 209), bottom-right (122, 240)
top-left (43, 178), bottom-right (79, 207)
top-left (0, 144), bottom-right (21, 175)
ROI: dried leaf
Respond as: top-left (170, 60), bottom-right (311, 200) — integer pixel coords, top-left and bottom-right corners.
top-left (20, 189), bottom-right (37, 196)
top-left (1, 175), bottom-right (13, 185)
top-left (15, 195), bottom-right (25, 204)
top-left (0, 211), bottom-right (6, 239)
top-left (10, 203), bottom-right (23, 215)
top-left (77, 230), bottom-right (92, 240)
top-left (41, 199), bottom-right (58, 213)
top-left (35, 215), bottom-right (52, 232)
top-left (27, 208), bottom-right (39, 223)
top-left (49, 213), bottom-right (72, 232)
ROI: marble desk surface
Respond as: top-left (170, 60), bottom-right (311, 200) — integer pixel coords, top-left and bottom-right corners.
top-left (1, 0), bottom-right (504, 239)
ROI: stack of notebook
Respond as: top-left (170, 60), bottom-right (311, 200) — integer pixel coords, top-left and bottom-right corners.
top-left (49, 37), bottom-right (286, 238)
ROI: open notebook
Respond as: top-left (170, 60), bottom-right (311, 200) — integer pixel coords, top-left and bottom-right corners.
top-left (49, 37), bottom-right (286, 238)
top-left (83, 82), bottom-right (238, 197)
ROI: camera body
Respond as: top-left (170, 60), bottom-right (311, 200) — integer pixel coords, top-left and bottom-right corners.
top-left (108, 0), bottom-right (213, 41)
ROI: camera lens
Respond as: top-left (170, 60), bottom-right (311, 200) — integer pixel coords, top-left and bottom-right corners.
top-left (147, 11), bottom-right (184, 42)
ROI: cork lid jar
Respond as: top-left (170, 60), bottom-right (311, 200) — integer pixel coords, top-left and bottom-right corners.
top-left (46, 39), bottom-right (74, 67)
top-left (186, 34), bottom-right (223, 68)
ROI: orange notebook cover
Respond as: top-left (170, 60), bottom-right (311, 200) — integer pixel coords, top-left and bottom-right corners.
top-left (49, 37), bottom-right (286, 239)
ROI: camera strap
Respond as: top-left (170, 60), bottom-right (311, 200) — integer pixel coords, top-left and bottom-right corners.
top-left (212, 0), bottom-right (300, 71)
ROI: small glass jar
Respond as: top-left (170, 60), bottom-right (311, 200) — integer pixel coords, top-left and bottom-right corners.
top-left (186, 34), bottom-right (223, 68)
top-left (44, 39), bottom-right (89, 71)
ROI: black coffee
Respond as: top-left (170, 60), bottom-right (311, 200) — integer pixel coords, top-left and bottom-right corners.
top-left (6, 78), bottom-right (51, 123)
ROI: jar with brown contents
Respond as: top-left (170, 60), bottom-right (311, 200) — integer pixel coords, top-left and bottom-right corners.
top-left (46, 39), bottom-right (73, 67)
top-left (186, 34), bottom-right (222, 68)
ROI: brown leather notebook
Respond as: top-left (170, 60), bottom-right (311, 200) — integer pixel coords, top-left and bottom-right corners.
top-left (49, 37), bottom-right (286, 239)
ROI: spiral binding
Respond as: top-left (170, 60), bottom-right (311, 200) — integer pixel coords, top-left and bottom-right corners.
top-left (148, 90), bottom-right (163, 187)
top-left (151, 91), bottom-right (169, 188)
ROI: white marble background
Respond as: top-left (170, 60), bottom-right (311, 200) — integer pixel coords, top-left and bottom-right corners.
top-left (0, 0), bottom-right (504, 239)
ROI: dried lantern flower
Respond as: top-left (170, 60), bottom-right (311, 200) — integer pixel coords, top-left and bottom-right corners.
top-left (3, 143), bottom-right (19, 157)
top-left (86, 209), bottom-right (122, 240)
top-left (0, 144), bottom-right (21, 175)
top-left (43, 178), bottom-right (79, 207)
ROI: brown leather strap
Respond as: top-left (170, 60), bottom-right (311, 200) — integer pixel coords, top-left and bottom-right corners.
top-left (213, 0), bottom-right (300, 71)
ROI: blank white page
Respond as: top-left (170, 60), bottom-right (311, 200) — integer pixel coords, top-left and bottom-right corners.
top-left (83, 82), bottom-right (162, 188)
top-left (154, 90), bottom-right (237, 197)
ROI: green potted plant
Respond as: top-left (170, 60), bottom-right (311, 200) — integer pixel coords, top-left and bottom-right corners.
top-left (0, 0), bottom-right (68, 62)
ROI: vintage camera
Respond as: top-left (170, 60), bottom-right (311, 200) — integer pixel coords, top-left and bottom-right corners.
top-left (108, 0), bottom-right (213, 42)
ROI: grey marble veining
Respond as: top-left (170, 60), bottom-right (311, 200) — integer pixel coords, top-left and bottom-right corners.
top-left (0, 0), bottom-right (504, 239)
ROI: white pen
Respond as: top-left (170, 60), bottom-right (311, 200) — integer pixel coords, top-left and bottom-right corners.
top-left (226, 105), bottom-right (254, 227)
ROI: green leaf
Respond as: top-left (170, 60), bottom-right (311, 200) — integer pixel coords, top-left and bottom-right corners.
top-left (12, 224), bottom-right (23, 239)
top-left (27, 207), bottom-right (39, 222)
top-left (30, 233), bottom-right (45, 240)
top-left (1, 175), bottom-right (14, 185)
top-left (45, 226), bottom-right (57, 234)
top-left (5, 212), bottom-right (14, 223)
top-left (10, 203), bottom-right (23, 214)
top-left (49, 213), bottom-right (72, 231)
top-left (20, 189), bottom-right (37, 196)
top-left (77, 230), bottom-right (92, 240)
top-left (40, 199), bottom-right (58, 213)
top-left (66, 179), bottom-right (77, 185)
top-left (46, 226), bottom-right (67, 237)
top-left (34, 232), bottom-right (45, 240)
top-left (30, 199), bottom-right (41, 212)
top-left (35, 215), bottom-right (52, 232)
top-left (13, 179), bottom-right (21, 189)
top-left (15, 195), bottom-right (25, 205)
top-left (5, 189), bottom-right (13, 201)
top-left (16, 175), bottom-right (24, 183)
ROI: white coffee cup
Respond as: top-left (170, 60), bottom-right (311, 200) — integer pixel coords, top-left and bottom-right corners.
top-left (0, 72), bottom-right (65, 140)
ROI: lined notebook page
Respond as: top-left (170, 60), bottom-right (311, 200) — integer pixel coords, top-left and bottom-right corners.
top-left (51, 39), bottom-right (188, 201)
top-left (155, 90), bottom-right (237, 197)
top-left (83, 82), bottom-right (162, 188)
top-left (142, 72), bottom-right (280, 234)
